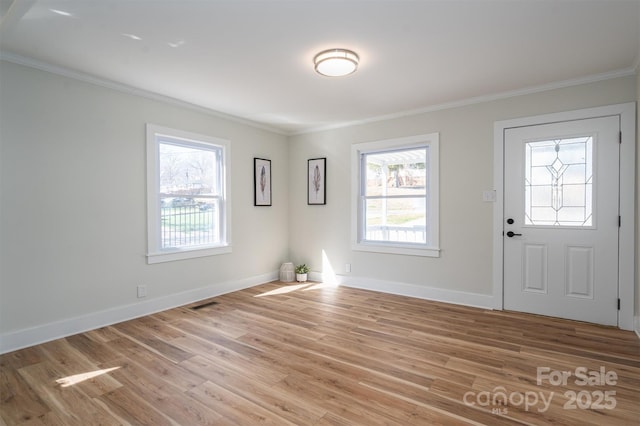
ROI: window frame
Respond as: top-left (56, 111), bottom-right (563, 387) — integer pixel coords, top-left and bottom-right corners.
top-left (146, 124), bottom-right (232, 264)
top-left (351, 133), bottom-right (440, 257)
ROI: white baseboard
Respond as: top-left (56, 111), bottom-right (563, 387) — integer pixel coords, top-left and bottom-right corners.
top-left (318, 272), bottom-right (494, 310)
top-left (0, 271), bottom-right (278, 354)
top-left (635, 316), bottom-right (640, 339)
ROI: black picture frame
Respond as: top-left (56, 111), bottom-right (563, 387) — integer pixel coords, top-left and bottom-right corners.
top-left (254, 158), bottom-right (272, 206)
top-left (307, 157), bottom-right (326, 205)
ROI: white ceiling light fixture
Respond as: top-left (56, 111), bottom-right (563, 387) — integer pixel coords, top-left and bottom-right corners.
top-left (314, 48), bottom-right (359, 77)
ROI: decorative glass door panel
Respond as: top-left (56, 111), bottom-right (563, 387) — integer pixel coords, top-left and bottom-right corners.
top-left (524, 136), bottom-right (593, 227)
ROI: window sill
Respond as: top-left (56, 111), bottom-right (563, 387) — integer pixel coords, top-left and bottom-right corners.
top-left (353, 242), bottom-right (440, 257)
top-left (147, 245), bottom-right (232, 264)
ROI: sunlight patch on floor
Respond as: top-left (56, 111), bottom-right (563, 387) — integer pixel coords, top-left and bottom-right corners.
top-left (56, 367), bottom-right (120, 387)
top-left (255, 283), bottom-right (312, 297)
top-left (255, 249), bottom-right (341, 297)
top-left (303, 282), bottom-right (337, 291)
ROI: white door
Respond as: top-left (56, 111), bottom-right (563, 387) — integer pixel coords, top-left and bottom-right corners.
top-left (503, 116), bottom-right (620, 326)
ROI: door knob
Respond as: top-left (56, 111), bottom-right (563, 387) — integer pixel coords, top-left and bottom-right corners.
top-left (506, 231), bottom-right (522, 238)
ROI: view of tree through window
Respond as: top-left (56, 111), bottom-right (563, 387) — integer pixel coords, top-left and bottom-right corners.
top-left (353, 133), bottom-right (439, 257)
top-left (147, 124), bottom-right (230, 263)
top-left (362, 147), bottom-right (428, 244)
top-left (158, 139), bottom-right (222, 249)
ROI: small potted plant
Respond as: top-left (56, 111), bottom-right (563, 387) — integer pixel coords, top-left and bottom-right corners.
top-left (295, 264), bottom-right (310, 282)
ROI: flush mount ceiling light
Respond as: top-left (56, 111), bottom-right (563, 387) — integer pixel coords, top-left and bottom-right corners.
top-left (314, 48), bottom-right (359, 77)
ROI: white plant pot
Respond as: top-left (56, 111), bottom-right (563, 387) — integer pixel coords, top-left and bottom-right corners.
top-left (296, 273), bottom-right (308, 282)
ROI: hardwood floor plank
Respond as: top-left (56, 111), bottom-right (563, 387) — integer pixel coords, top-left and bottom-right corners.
top-left (0, 367), bottom-right (50, 425)
top-left (82, 326), bottom-right (122, 344)
top-left (104, 339), bottom-right (206, 392)
top-left (239, 331), bottom-right (434, 396)
top-left (104, 358), bottom-right (224, 425)
top-left (98, 386), bottom-right (174, 426)
top-left (19, 411), bottom-right (69, 426)
top-left (318, 327), bottom-right (449, 365)
top-left (0, 347), bottom-right (44, 371)
top-left (2, 281), bottom-right (638, 425)
top-left (111, 321), bottom-right (193, 364)
top-left (171, 337), bottom-right (290, 385)
top-left (64, 334), bottom-right (120, 365)
top-left (228, 308), bottom-right (328, 341)
top-left (187, 380), bottom-right (298, 426)
top-left (180, 354), bottom-right (327, 425)
top-left (17, 361), bottom-right (116, 425)
top-left (35, 340), bottom-right (122, 398)
top-left (274, 372), bottom-right (410, 426)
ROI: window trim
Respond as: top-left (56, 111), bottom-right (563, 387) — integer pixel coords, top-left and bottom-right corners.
top-left (351, 133), bottom-right (440, 257)
top-left (146, 124), bottom-right (232, 264)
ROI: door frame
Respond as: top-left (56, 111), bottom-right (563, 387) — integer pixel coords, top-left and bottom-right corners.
top-left (492, 102), bottom-right (636, 330)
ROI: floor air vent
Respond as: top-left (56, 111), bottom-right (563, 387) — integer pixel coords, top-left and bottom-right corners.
top-left (190, 301), bottom-right (219, 310)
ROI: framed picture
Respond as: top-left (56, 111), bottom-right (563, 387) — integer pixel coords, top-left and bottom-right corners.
top-left (254, 158), bottom-right (272, 206)
top-left (308, 157), bottom-right (326, 205)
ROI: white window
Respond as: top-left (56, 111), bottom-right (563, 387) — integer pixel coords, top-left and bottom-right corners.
top-left (146, 124), bottom-right (231, 264)
top-left (352, 133), bottom-right (439, 257)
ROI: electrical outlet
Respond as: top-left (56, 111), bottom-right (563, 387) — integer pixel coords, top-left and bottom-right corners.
top-left (137, 285), bottom-right (147, 298)
top-left (345, 263), bottom-right (351, 273)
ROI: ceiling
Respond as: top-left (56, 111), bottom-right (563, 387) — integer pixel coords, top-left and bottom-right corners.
top-left (1, 0), bottom-right (639, 134)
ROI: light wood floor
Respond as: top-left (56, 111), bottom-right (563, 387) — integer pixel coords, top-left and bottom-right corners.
top-left (1, 281), bottom-right (639, 425)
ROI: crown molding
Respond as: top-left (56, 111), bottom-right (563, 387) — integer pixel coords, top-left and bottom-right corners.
top-left (1, 51), bottom-right (635, 137)
top-left (0, 0), bottom-right (35, 34)
top-left (292, 66), bottom-right (637, 136)
top-left (0, 51), bottom-right (288, 136)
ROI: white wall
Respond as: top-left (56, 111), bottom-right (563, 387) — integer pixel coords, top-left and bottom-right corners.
top-left (1, 59), bottom-right (637, 352)
top-left (289, 76), bottom-right (636, 305)
top-left (636, 68), bottom-right (640, 334)
top-left (0, 61), bottom-right (290, 350)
